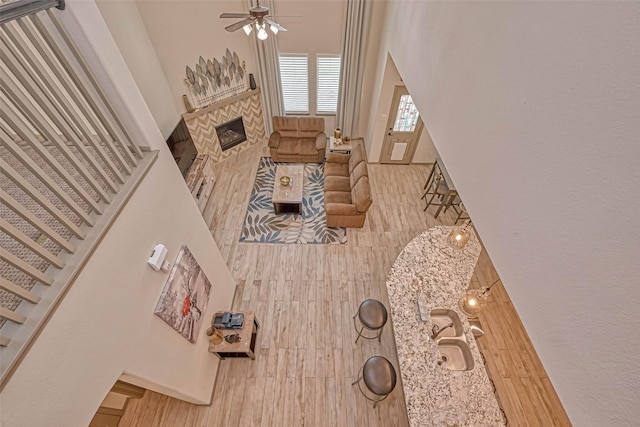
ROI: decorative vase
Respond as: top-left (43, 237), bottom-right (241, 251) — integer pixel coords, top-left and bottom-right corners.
top-left (206, 326), bottom-right (224, 345)
top-left (183, 94), bottom-right (195, 113)
top-left (334, 128), bottom-right (342, 139)
top-left (249, 73), bottom-right (257, 90)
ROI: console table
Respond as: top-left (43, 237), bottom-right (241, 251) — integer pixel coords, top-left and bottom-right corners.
top-left (184, 154), bottom-right (215, 214)
top-left (208, 312), bottom-right (259, 360)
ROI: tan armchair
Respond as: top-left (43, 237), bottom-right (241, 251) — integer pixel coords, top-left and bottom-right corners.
top-left (268, 116), bottom-right (327, 163)
top-left (324, 140), bottom-right (372, 228)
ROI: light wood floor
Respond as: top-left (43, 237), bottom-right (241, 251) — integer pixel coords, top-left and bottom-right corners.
top-left (120, 141), bottom-right (571, 426)
top-left (470, 250), bottom-right (572, 427)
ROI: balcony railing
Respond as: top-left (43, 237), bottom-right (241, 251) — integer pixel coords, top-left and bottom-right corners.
top-left (0, 6), bottom-right (157, 388)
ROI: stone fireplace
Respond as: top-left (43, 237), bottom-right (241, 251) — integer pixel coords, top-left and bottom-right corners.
top-left (182, 89), bottom-right (265, 164)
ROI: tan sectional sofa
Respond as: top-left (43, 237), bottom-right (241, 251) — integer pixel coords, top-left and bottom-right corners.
top-left (324, 139), bottom-right (372, 228)
top-left (268, 116), bottom-right (327, 163)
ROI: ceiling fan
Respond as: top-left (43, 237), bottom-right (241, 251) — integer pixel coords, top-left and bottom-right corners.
top-left (220, 1), bottom-right (287, 40)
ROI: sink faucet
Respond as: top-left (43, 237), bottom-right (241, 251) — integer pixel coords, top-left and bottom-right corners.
top-left (431, 322), bottom-right (454, 340)
top-left (469, 325), bottom-right (485, 338)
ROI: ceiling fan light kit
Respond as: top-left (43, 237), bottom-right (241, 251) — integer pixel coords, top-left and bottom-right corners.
top-left (220, 0), bottom-right (288, 40)
top-left (257, 24), bottom-right (268, 40)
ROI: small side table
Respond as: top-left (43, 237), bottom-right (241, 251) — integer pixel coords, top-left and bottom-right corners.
top-left (329, 136), bottom-right (353, 154)
top-left (208, 312), bottom-right (260, 360)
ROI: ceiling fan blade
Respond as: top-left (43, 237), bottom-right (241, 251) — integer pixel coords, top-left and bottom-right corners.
top-left (265, 19), bottom-right (287, 32)
top-left (220, 13), bottom-right (251, 19)
top-left (225, 18), bottom-right (255, 32)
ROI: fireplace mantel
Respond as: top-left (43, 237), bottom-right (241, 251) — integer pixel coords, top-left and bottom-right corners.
top-left (182, 89), bottom-right (260, 121)
top-left (182, 88), bottom-right (265, 163)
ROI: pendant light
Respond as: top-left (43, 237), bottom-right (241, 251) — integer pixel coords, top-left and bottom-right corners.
top-left (458, 278), bottom-right (501, 318)
top-left (447, 220), bottom-right (472, 249)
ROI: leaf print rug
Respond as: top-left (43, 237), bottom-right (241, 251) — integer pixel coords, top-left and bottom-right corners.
top-left (239, 157), bottom-right (347, 244)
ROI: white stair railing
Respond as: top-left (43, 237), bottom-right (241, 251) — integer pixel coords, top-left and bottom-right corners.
top-left (0, 6), bottom-right (157, 389)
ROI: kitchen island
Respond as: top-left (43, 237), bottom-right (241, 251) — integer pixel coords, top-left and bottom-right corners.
top-left (386, 227), bottom-right (505, 426)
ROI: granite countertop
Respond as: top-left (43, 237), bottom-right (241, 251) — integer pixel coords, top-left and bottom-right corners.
top-left (386, 226), bottom-right (505, 426)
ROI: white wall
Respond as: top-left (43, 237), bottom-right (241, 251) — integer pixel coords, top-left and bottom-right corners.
top-left (356, 0), bottom-right (386, 142)
top-left (0, 2), bottom-right (236, 426)
top-left (96, 0), bottom-right (180, 139)
top-left (368, 54), bottom-right (402, 161)
top-left (373, 1), bottom-right (640, 425)
top-left (135, 0), bottom-right (256, 117)
top-left (412, 126), bottom-right (437, 164)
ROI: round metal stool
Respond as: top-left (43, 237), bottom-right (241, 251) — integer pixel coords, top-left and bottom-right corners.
top-left (353, 299), bottom-right (388, 343)
top-left (351, 356), bottom-right (397, 408)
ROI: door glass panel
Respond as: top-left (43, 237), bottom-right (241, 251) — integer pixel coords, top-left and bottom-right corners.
top-left (393, 94), bottom-right (420, 132)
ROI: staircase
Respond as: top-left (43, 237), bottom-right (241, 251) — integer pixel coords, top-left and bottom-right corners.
top-left (0, 5), bottom-right (157, 389)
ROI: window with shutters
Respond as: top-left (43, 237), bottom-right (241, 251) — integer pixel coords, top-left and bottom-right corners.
top-left (279, 55), bottom-right (309, 114)
top-left (316, 55), bottom-right (341, 114)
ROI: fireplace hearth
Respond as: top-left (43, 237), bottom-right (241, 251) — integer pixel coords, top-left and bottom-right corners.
top-left (215, 117), bottom-right (247, 151)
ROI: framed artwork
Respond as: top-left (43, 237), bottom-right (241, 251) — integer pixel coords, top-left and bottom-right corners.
top-left (154, 245), bottom-right (211, 343)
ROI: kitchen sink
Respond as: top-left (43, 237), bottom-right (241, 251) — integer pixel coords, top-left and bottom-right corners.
top-left (436, 338), bottom-right (475, 371)
top-left (430, 309), bottom-right (464, 338)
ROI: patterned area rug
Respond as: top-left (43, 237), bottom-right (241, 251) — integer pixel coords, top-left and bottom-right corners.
top-left (239, 157), bottom-right (347, 244)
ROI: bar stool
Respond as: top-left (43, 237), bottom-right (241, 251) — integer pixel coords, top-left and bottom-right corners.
top-left (422, 172), bottom-right (450, 217)
top-left (353, 299), bottom-right (388, 343)
top-left (352, 356), bottom-right (397, 408)
top-left (422, 161), bottom-right (438, 191)
top-left (449, 200), bottom-right (470, 224)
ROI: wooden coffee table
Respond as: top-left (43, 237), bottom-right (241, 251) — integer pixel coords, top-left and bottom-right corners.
top-left (272, 164), bottom-right (303, 214)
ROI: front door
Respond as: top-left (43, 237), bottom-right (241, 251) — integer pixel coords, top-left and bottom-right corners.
top-left (380, 86), bottom-right (424, 164)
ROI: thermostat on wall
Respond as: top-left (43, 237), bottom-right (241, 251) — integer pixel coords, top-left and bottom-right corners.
top-left (148, 244), bottom-right (168, 271)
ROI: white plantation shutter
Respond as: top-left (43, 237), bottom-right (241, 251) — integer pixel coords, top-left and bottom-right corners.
top-left (279, 55), bottom-right (309, 113)
top-left (317, 56), bottom-right (341, 114)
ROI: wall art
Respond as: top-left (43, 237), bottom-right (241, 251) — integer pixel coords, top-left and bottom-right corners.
top-left (184, 48), bottom-right (247, 110)
top-left (154, 245), bottom-right (211, 343)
